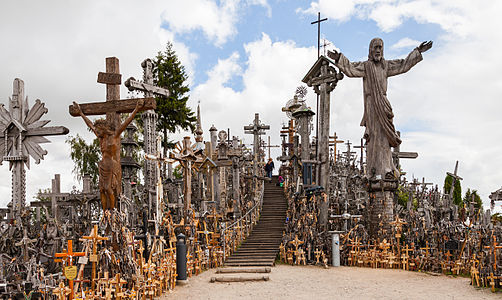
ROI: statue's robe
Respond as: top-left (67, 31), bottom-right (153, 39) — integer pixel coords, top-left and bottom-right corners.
top-left (335, 49), bottom-right (423, 178)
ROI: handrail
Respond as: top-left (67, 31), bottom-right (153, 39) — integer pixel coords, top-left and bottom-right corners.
top-left (222, 182), bottom-right (265, 260)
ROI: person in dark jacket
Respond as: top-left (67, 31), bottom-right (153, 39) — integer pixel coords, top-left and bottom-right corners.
top-left (264, 158), bottom-right (274, 178)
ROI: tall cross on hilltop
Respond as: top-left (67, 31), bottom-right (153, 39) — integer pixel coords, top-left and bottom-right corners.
top-left (311, 12), bottom-right (328, 58)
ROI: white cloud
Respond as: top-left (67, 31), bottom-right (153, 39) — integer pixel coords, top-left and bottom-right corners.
top-left (191, 33), bottom-right (318, 159)
top-left (299, 0), bottom-right (473, 36)
top-left (390, 37), bottom-right (420, 50)
top-left (161, 0), bottom-right (271, 46)
top-left (0, 1), bottom-right (201, 207)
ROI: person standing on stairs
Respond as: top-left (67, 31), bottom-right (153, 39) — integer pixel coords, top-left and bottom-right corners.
top-left (265, 158), bottom-right (275, 178)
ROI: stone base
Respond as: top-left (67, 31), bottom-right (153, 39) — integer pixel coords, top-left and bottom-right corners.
top-left (177, 279), bottom-right (189, 286)
top-left (368, 190), bottom-right (395, 238)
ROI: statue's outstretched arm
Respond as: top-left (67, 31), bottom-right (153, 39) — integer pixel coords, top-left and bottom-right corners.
top-left (115, 99), bottom-right (144, 137)
top-left (73, 101), bottom-right (97, 136)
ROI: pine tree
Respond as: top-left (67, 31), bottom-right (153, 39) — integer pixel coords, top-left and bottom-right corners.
top-left (463, 188), bottom-right (483, 209)
top-left (444, 174), bottom-right (462, 206)
top-left (153, 42), bottom-right (196, 153)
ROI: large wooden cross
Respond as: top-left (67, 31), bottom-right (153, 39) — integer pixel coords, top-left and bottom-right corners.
top-left (69, 57), bottom-right (156, 122)
top-left (69, 57), bottom-right (156, 210)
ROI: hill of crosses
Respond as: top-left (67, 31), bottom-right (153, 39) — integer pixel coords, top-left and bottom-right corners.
top-left (0, 38), bottom-right (501, 299)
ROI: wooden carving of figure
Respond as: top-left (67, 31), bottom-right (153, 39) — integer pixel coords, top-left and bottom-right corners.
top-left (73, 99), bottom-right (144, 209)
top-left (328, 38), bottom-right (432, 179)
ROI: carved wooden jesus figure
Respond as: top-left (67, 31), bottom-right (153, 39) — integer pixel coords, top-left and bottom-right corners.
top-left (73, 99), bottom-right (144, 209)
top-left (328, 38), bottom-right (432, 179)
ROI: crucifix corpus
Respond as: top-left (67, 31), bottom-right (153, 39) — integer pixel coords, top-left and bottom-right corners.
top-left (69, 57), bottom-right (156, 210)
top-left (327, 38), bottom-right (432, 235)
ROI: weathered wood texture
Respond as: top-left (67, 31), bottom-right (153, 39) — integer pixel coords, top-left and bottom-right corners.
top-left (210, 276), bottom-right (270, 282)
top-left (124, 77), bottom-right (170, 97)
top-left (68, 98), bottom-right (156, 116)
top-left (97, 72), bottom-right (121, 85)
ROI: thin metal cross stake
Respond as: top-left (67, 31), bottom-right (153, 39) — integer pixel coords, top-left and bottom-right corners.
top-left (311, 12), bottom-right (328, 59)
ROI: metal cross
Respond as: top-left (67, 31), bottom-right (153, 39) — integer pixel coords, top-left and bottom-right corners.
top-left (311, 12), bottom-right (328, 58)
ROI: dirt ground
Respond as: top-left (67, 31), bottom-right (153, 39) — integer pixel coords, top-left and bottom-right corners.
top-left (161, 265), bottom-right (500, 300)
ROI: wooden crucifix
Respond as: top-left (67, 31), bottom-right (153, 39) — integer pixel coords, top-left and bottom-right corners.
top-left (14, 227), bottom-right (37, 262)
top-left (69, 57), bottom-right (156, 210)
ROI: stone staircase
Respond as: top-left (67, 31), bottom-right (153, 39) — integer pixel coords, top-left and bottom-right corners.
top-left (224, 177), bottom-right (287, 267)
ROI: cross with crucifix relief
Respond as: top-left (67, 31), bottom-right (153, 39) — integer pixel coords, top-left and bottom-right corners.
top-left (69, 57), bottom-right (156, 210)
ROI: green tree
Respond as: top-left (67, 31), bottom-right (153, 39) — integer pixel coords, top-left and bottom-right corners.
top-left (66, 134), bottom-right (101, 185)
top-left (492, 213), bottom-right (502, 225)
top-left (153, 42), bottom-right (196, 152)
top-left (463, 188), bottom-right (483, 209)
top-left (397, 184), bottom-right (418, 210)
top-left (444, 174), bottom-right (462, 206)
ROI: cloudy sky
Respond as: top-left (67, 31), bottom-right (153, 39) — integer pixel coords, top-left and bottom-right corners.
top-left (0, 0), bottom-right (501, 211)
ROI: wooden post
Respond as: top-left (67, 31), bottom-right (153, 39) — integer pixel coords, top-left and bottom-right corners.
top-left (302, 56), bottom-right (342, 227)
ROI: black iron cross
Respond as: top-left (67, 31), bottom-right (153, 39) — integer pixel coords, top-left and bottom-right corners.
top-left (311, 12), bottom-right (328, 58)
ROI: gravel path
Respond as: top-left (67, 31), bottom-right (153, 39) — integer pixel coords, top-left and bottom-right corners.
top-left (161, 265), bottom-right (500, 299)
